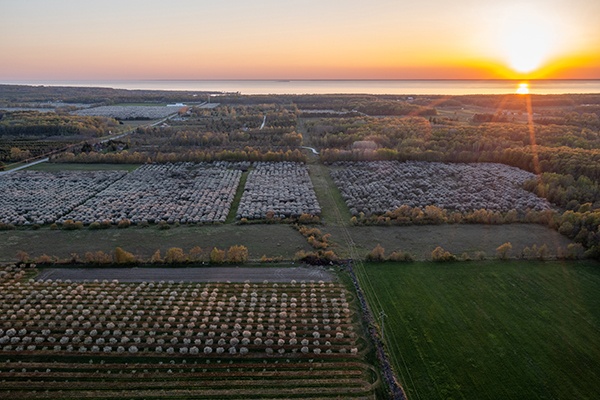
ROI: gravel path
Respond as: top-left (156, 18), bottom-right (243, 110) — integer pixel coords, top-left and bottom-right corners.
top-left (36, 266), bottom-right (335, 282)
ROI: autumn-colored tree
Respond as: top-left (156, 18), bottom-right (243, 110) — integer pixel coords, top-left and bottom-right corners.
top-left (150, 249), bottom-right (163, 263)
top-left (566, 243), bottom-right (585, 259)
top-left (35, 254), bottom-right (54, 264)
top-left (84, 252), bottom-right (96, 264)
top-left (431, 246), bottom-right (456, 262)
top-left (388, 250), bottom-right (414, 262)
top-left (117, 218), bottom-right (131, 229)
top-left (114, 247), bottom-right (136, 264)
top-left (10, 147), bottom-right (31, 161)
top-left (16, 250), bottom-right (30, 263)
top-left (210, 247), bottom-right (226, 264)
top-left (189, 246), bottom-right (203, 261)
top-left (164, 247), bottom-right (186, 263)
top-left (227, 245), bottom-right (249, 263)
top-left (496, 242), bottom-right (513, 260)
top-left (537, 244), bottom-right (550, 260)
top-left (366, 244), bottom-right (386, 262)
top-left (83, 251), bottom-right (111, 264)
top-left (62, 219), bottom-right (84, 230)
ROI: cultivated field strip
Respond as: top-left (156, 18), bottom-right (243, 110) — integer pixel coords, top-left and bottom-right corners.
top-left (0, 266), bottom-right (375, 399)
top-left (0, 170), bottom-right (127, 225)
top-left (60, 162), bottom-right (242, 224)
top-left (237, 162), bottom-right (321, 220)
top-left (330, 161), bottom-right (551, 215)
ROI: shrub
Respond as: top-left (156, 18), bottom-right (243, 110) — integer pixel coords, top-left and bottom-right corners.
top-left (100, 220), bottom-right (112, 229)
top-left (566, 243), bottom-right (586, 259)
top-left (16, 250), bottom-right (30, 263)
top-left (387, 250), bottom-right (414, 262)
top-left (0, 223), bottom-right (16, 231)
top-left (150, 250), bottom-right (163, 263)
top-left (431, 246), bottom-right (456, 262)
top-left (496, 242), bottom-right (513, 260)
top-left (227, 245), bottom-right (248, 263)
top-left (62, 220), bottom-right (84, 230)
top-left (164, 248), bottom-right (186, 264)
top-left (188, 246), bottom-right (203, 261)
top-left (114, 247), bottom-right (136, 264)
top-left (298, 213), bottom-right (320, 224)
top-left (537, 244), bottom-right (550, 260)
top-left (88, 221), bottom-right (101, 230)
top-left (117, 219), bottom-right (131, 229)
top-left (158, 221), bottom-right (171, 230)
top-left (365, 244), bottom-right (386, 262)
top-left (35, 254), bottom-right (54, 264)
top-left (296, 250), bottom-right (338, 265)
top-left (209, 248), bottom-right (226, 264)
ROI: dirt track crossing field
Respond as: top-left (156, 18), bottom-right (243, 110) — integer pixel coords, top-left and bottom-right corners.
top-left (36, 266), bottom-right (336, 282)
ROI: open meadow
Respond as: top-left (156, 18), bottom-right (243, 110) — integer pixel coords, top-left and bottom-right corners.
top-left (357, 260), bottom-right (600, 399)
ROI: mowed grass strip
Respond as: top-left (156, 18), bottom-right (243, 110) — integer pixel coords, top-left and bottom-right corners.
top-left (0, 224), bottom-right (312, 262)
top-left (361, 260), bottom-right (600, 400)
top-left (226, 169), bottom-right (249, 223)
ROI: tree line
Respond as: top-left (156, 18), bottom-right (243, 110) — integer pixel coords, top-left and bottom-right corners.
top-left (0, 111), bottom-right (118, 138)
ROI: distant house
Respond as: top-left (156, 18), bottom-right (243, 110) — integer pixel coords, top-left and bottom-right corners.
top-left (167, 103), bottom-right (186, 107)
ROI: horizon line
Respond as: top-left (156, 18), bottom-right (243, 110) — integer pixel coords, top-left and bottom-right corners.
top-left (3, 78), bottom-right (600, 83)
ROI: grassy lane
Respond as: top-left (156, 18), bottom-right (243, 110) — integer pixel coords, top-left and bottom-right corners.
top-left (361, 260), bottom-right (600, 399)
top-left (307, 162), bottom-right (352, 227)
top-left (301, 116), bottom-right (355, 258)
top-left (225, 169), bottom-right (249, 223)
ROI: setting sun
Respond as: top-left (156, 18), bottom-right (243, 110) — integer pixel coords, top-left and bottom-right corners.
top-left (477, 2), bottom-right (594, 79)
top-left (507, 24), bottom-right (555, 73)
top-left (500, 8), bottom-right (559, 74)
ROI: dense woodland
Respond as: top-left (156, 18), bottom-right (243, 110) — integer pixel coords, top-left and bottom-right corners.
top-left (0, 111), bottom-right (118, 164)
top-left (0, 84), bottom-right (211, 105)
top-left (53, 105), bottom-right (306, 164)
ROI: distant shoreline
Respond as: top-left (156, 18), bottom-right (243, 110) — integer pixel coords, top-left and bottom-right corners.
top-left (3, 79), bottom-right (600, 95)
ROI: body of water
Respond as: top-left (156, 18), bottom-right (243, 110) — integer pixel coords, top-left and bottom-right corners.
top-left (3, 79), bottom-right (600, 95)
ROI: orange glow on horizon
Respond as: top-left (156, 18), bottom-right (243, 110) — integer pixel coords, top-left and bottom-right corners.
top-left (0, 1), bottom-right (598, 81)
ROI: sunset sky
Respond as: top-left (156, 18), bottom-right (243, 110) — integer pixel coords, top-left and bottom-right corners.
top-left (1, 0), bottom-right (599, 80)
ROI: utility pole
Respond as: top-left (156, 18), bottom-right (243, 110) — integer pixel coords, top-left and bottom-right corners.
top-left (379, 310), bottom-right (387, 342)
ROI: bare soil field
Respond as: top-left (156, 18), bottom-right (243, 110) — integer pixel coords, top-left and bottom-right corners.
top-left (35, 265), bottom-right (335, 282)
top-left (0, 224), bottom-right (312, 263)
top-left (326, 223), bottom-right (573, 259)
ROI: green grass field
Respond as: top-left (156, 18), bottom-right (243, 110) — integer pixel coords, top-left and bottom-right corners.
top-left (357, 260), bottom-right (600, 399)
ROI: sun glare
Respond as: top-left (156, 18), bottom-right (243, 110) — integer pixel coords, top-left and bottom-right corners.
top-left (496, 6), bottom-right (561, 75)
top-left (516, 82), bottom-right (530, 95)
